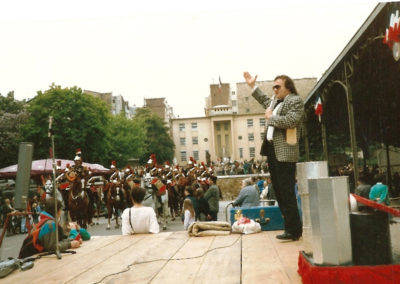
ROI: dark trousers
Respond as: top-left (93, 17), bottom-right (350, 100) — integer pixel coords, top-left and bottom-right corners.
top-left (209, 211), bottom-right (218, 221)
top-left (265, 141), bottom-right (302, 236)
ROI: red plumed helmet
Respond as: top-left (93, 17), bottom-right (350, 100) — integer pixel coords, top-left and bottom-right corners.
top-left (111, 160), bottom-right (116, 168)
top-left (189, 156), bottom-right (196, 165)
top-left (149, 154), bottom-right (157, 166)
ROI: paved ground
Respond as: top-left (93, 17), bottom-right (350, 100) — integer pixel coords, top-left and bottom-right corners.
top-left (0, 200), bottom-right (234, 260)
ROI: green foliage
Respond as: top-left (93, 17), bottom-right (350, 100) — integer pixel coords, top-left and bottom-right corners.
top-left (0, 91), bottom-right (25, 113)
top-left (0, 92), bottom-right (27, 168)
top-left (135, 108), bottom-right (175, 164)
top-left (107, 113), bottom-right (146, 167)
top-left (20, 84), bottom-right (111, 164)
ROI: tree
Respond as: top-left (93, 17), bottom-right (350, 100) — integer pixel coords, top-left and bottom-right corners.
top-left (135, 108), bottom-right (175, 165)
top-left (20, 84), bottom-right (111, 164)
top-left (107, 113), bottom-right (146, 167)
top-left (0, 92), bottom-right (27, 168)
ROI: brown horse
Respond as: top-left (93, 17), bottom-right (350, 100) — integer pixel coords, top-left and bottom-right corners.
top-left (167, 182), bottom-right (180, 220)
top-left (68, 178), bottom-right (90, 229)
top-left (106, 181), bottom-right (126, 230)
top-left (176, 175), bottom-right (188, 214)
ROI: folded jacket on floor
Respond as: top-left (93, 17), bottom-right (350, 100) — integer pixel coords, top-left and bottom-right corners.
top-left (188, 221), bottom-right (232, 237)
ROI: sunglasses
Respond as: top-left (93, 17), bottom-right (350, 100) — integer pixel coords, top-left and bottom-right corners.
top-left (273, 85), bottom-right (281, 90)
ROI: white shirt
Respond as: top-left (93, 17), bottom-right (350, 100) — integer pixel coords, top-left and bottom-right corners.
top-left (121, 206), bottom-right (160, 235)
top-left (184, 209), bottom-right (195, 230)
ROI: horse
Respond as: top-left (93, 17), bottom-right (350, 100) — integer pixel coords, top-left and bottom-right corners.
top-left (167, 182), bottom-right (179, 221)
top-left (176, 175), bottom-right (188, 215)
top-left (106, 181), bottom-right (126, 230)
top-left (86, 176), bottom-right (106, 225)
top-left (142, 174), bottom-right (169, 230)
top-left (68, 176), bottom-right (90, 229)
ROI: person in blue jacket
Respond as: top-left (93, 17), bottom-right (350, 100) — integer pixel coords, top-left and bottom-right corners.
top-left (369, 174), bottom-right (390, 205)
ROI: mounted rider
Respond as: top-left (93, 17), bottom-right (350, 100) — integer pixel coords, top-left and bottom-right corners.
top-left (69, 149), bottom-right (89, 186)
top-left (55, 161), bottom-right (71, 210)
top-left (107, 160), bottom-right (127, 206)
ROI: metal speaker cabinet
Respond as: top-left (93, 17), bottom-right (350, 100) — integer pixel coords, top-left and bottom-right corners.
top-left (14, 142), bottom-right (34, 210)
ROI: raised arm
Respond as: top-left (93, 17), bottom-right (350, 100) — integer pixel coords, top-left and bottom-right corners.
top-left (243, 72), bottom-right (258, 89)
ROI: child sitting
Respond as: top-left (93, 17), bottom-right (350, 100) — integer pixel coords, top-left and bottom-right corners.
top-left (183, 199), bottom-right (196, 230)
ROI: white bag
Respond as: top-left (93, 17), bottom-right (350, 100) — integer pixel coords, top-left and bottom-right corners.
top-left (232, 218), bottom-right (261, 234)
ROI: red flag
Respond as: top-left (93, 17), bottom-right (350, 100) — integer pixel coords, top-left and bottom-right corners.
top-left (315, 96), bottom-right (323, 116)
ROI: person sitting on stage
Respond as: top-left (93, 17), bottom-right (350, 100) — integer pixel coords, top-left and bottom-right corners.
top-left (121, 187), bottom-right (159, 235)
top-left (233, 178), bottom-right (260, 208)
top-left (39, 198), bottom-right (81, 252)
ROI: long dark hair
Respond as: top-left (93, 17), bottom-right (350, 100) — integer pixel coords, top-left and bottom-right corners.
top-left (274, 75), bottom-right (298, 95)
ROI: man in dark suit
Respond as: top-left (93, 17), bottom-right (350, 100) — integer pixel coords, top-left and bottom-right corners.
top-left (243, 72), bottom-right (304, 241)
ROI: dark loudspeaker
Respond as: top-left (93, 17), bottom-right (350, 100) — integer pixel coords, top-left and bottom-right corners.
top-left (350, 211), bottom-right (392, 265)
top-left (14, 142), bottom-right (34, 210)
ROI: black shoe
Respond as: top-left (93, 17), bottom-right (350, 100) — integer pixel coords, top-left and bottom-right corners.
top-left (276, 232), bottom-right (301, 241)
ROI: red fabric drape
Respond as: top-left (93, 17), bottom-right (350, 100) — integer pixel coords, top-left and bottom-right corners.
top-left (298, 252), bottom-right (400, 284)
top-left (351, 194), bottom-right (400, 217)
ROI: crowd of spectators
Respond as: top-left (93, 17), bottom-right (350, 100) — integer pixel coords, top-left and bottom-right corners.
top-left (212, 159), bottom-right (269, 176)
top-left (338, 162), bottom-right (400, 199)
top-left (1, 193), bottom-right (43, 236)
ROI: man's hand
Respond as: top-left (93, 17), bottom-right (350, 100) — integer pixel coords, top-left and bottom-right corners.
top-left (243, 72), bottom-right (258, 89)
top-left (70, 240), bottom-right (81, 248)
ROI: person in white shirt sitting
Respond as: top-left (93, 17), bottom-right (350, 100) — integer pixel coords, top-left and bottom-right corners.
top-left (121, 187), bottom-right (160, 235)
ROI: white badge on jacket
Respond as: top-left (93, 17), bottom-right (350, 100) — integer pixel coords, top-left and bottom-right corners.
top-left (266, 100), bottom-right (283, 141)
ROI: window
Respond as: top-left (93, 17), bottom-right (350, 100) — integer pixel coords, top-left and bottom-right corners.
top-left (232, 100), bottom-right (237, 107)
top-left (180, 151), bottom-right (187, 162)
top-left (239, 148), bottom-right (243, 159)
top-left (249, 147), bottom-right (255, 158)
top-left (193, 151), bottom-right (199, 161)
top-left (248, 133), bottom-right (254, 141)
top-left (259, 118), bottom-right (266, 127)
top-left (260, 132), bottom-right (265, 140)
top-left (192, 137), bottom-right (198, 145)
top-left (246, 108), bottom-right (250, 113)
top-left (247, 119), bottom-right (253, 127)
top-left (179, 123), bottom-right (185, 131)
top-left (180, 137), bottom-right (186, 146)
top-left (232, 91), bottom-right (236, 95)
top-left (216, 123), bottom-right (220, 131)
top-left (191, 122), bottom-right (197, 130)
top-left (224, 122), bottom-right (229, 130)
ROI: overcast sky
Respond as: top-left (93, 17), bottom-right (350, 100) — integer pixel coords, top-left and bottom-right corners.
top-left (0, 0), bottom-right (379, 118)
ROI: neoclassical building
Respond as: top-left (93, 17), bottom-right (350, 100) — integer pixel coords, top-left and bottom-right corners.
top-left (171, 78), bottom-right (317, 165)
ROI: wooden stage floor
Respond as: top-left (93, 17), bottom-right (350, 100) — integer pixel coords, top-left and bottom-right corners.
top-left (4, 230), bottom-right (304, 284)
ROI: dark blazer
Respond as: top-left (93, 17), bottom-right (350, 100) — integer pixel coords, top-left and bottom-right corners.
top-left (252, 87), bottom-right (304, 162)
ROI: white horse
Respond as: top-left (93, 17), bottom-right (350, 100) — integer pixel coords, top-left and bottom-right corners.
top-left (142, 174), bottom-right (169, 230)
